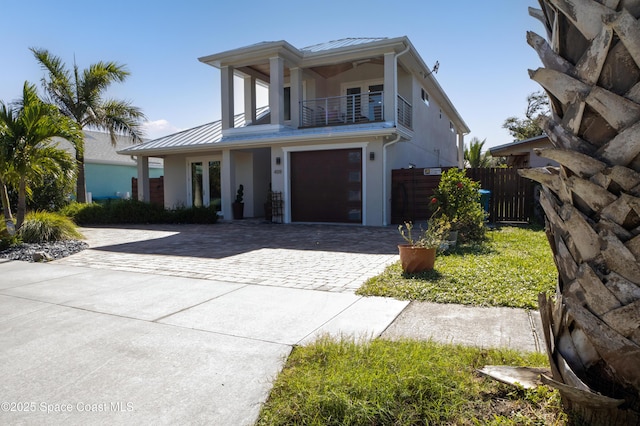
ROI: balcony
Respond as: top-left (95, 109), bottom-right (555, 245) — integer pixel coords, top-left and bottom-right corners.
top-left (300, 91), bottom-right (385, 128)
top-left (397, 95), bottom-right (412, 130)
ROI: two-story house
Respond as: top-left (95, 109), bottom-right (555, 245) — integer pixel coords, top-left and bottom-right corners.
top-left (120, 36), bottom-right (469, 226)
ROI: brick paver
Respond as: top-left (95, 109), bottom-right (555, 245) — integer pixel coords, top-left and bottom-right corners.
top-left (55, 221), bottom-right (402, 293)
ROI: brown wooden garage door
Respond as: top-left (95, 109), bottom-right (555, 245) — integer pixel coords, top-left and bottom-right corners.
top-left (290, 148), bottom-right (362, 223)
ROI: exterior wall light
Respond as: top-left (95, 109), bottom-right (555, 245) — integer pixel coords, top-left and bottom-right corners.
top-left (369, 152), bottom-right (375, 161)
top-left (275, 157), bottom-right (281, 165)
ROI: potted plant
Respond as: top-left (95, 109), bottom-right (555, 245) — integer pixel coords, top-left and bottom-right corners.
top-left (397, 217), bottom-right (450, 273)
top-left (232, 184), bottom-right (244, 220)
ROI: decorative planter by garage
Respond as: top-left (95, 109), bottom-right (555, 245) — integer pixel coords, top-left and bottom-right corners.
top-left (398, 245), bottom-right (436, 274)
top-left (232, 202), bottom-right (244, 220)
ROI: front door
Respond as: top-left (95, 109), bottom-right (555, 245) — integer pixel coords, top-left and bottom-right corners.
top-left (187, 157), bottom-right (221, 211)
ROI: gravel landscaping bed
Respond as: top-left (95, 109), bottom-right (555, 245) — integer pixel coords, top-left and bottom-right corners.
top-left (0, 240), bottom-right (88, 262)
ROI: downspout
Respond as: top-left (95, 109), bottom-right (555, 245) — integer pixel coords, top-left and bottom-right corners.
top-left (383, 134), bottom-right (402, 225)
top-left (383, 43), bottom-right (411, 226)
top-left (393, 43), bottom-right (411, 126)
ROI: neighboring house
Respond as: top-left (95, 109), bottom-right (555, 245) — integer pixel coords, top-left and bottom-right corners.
top-left (120, 36), bottom-right (469, 226)
top-left (489, 135), bottom-right (558, 168)
top-left (55, 130), bottom-right (164, 201)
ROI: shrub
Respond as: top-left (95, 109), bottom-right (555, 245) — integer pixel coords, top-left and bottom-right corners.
top-left (59, 200), bottom-right (219, 225)
top-left (103, 199), bottom-right (168, 224)
top-left (7, 169), bottom-right (75, 213)
top-left (60, 202), bottom-right (106, 224)
top-left (431, 168), bottom-right (487, 243)
top-left (0, 220), bottom-right (21, 250)
top-left (18, 211), bottom-right (83, 243)
top-left (170, 205), bottom-right (219, 224)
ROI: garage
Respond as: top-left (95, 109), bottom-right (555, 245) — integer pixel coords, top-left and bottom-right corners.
top-left (290, 148), bottom-right (363, 223)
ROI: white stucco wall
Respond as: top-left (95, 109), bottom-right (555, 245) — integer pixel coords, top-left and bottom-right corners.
top-left (252, 148), bottom-right (271, 216)
top-left (364, 139), bottom-right (385, 226)
top-left (163, 155), bottom-right (188, 208)
top-left (388, 75), bottom-right (459, 171)
top-left (233, 151), bottom-right (254, 217)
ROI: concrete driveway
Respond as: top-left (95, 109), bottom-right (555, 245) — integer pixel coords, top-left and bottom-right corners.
top-left (0, 222), bottom-right (409, 425)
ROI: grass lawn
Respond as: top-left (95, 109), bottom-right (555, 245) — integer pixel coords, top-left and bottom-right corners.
top-left (257, 337), bottom-right (565, 425)
top-left (357, 225), bottom-right (557, 309)
top-left (257, 225), bottom-right (564, 425)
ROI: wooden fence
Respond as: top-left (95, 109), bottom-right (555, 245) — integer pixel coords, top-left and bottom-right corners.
top-left (132, 176), bottom-right (164, 206)
top-left (391, 168), bottom-right (535, 224)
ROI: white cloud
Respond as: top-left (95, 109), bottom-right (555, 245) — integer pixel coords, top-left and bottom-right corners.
top-left (141, 119), bottom-right (182, 140)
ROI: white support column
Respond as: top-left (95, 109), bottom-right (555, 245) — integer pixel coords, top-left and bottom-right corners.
top-left (290, 67), bottom-right (302, 128)
top-left (136, 156), bottom-right (150, 202)
top-left (383, 52), bottom-right (396, 123)
top-left (458, 132), bottom-right (465, 168)
top-left (221, 149), bottom-right (233, 220)
top-left (244, 75), bottom-right (256, 125)
top-left (269, 56), bottom-right (284, 126)
top-left (221, 66), bottom-right (235, 130)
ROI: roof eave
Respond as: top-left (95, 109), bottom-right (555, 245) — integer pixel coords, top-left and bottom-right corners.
top-left (119, 127), bottom-right (399, 156)
top-left (199, 40), bottom-right (303, 68)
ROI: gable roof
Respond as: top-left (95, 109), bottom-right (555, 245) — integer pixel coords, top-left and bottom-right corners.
top-left (55, 130), bottom-right (163, 167)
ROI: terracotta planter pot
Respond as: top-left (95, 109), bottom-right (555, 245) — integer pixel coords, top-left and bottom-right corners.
top-left (398, 244), bottom-right (436, 273)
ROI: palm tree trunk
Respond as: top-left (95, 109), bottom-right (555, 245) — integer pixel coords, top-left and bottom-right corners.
top-left (521, 1), bottom-right (640, 423)
top-left (75, 153), bottom-right (87, 203)
top-left (16, 178), bottom-right (27, 229)
top-left (0, 177), bottom-right (14, 230)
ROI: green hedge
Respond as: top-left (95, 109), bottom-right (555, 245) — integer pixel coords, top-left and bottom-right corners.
top-left (60, 200), bottom-right (219, 225)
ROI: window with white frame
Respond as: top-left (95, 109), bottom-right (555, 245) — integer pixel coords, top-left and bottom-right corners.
top-left (450, 121), bottom-right (455, 133)
top-left (421, 88), bottom-right (429, 106)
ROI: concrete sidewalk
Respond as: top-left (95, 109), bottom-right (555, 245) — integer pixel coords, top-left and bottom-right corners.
top-left (0, 223), bottom-right (544, 425)
top-left (0, 260), bottom-right (407, 425)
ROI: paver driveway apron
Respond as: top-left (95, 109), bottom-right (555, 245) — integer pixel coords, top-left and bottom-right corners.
top-left (55, 222), bottom-right (401, 292)
top-left (0, 223), bottom-right (408, 425)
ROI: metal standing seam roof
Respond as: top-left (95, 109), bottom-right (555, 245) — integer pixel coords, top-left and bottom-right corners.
top-left (301, 38), bottom-right (389, 53)
top-left (119, 107), bottom-right (269, 154)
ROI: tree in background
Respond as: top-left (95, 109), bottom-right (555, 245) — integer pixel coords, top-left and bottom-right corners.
top-left (502, 91), bottom-right (549, 141)
top-left (31, 48), bottom-right (146, 203)
top-left (0, 82), bottom-right (78, 228)
top-left (464, 137), bottom-right (491, 168)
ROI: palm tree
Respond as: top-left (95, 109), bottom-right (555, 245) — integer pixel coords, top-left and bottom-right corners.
top-left (520, 1), bottom-right (640, 423)
top-left (31, 48), bottom-right (146, 202)
top-left (464, 137), bottom-right (491, 168)
top-left (0, 82), bottom-right (78, 228)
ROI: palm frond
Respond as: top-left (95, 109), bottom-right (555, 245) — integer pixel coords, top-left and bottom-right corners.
top-left (97, 99), bottom-right (147, 144)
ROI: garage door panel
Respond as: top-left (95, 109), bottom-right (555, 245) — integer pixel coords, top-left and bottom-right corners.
top-left (291, 149), bottom-right (362, 223)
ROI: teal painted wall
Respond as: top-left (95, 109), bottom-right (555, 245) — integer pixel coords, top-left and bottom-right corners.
top-left (85, 163), bottom-right (163, 199)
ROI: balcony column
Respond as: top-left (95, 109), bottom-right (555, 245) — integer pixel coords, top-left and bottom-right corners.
top-left (383, 52), bottom-right (396, 122)
top-left (221, 65), bottom-right (235, 130)
top-left (458, 131), bottom-right (465, 168)
top-left (244, 75), bottom-right (256, 125)
top-left (269, 56), bottom-right (284, 126)
top-left (136, 155), bottom-right (150, 202)
top-left (290, 67), bottom-right (302, 128)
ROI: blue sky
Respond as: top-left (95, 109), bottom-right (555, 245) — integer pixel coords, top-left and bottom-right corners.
top-left (1, 0), bottom-right (543, 149)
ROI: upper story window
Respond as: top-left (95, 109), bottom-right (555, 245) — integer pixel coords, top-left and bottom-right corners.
top-left (450, 121), bottom-right (455, 133)
top-left (421, 88), bottom-right (429, 106)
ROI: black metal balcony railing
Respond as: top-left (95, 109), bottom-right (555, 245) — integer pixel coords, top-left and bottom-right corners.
top-left (300, 91), bottom-right (384, 127)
